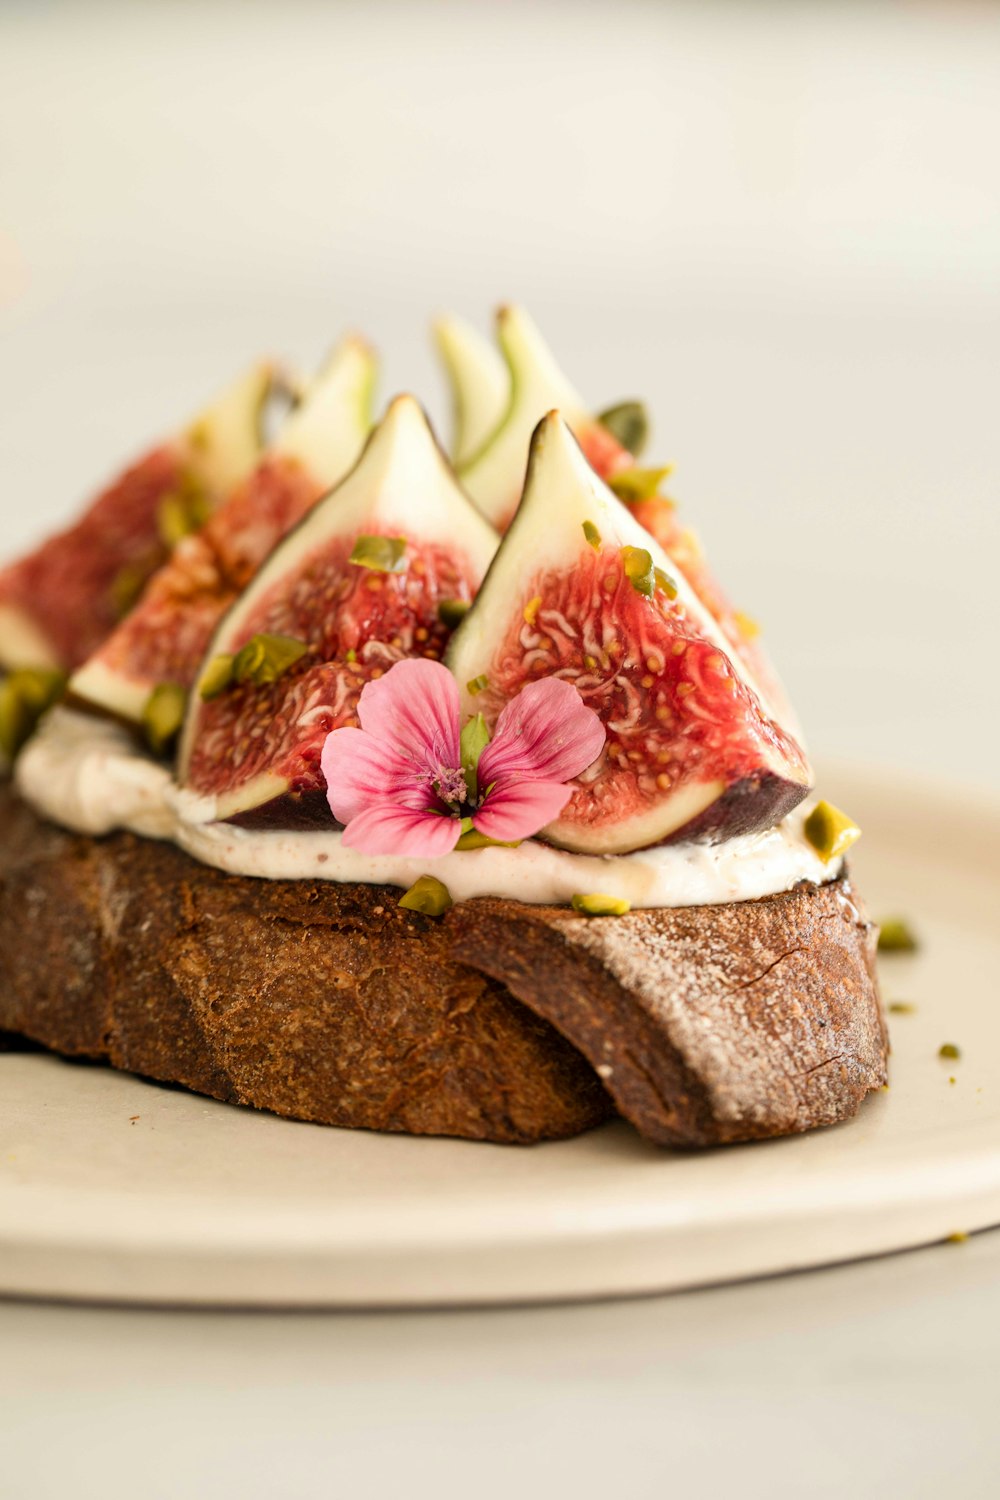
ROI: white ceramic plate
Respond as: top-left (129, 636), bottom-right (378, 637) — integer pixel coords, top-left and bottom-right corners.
top-left (2, 762), bottom-right (998, 1308)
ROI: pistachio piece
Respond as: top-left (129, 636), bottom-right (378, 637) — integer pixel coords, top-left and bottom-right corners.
top-left (608, 465), bottom-right (673, 505)
top-left (571, 893), bottom-right (631, 917)
top-left (0, 668), bottom-right (67, 760)
top-left (877, 917), bottom-right (919, 953)
top-left (109, 558), bottom-right (155, 620)
top-left (888, 1001), bottom-right (917, 1015)
top-left (621, 545), bottom-right (655, 598)
top-left (454, 828), bottom-right (521, 850)
top-left (595, 401), bottom-right (649, 458)
top-left (398, 875), bottom-right (453, 916)
top-left (803, 800), bottom-right (861, 862)
top-left (141, 681), bottom-right (188, 757)
top-left (582, 520), bottom-right (601, 550)
top-left (653, 566), bottom-right (678, 600)
top-left (438, 597), bottom-right (470, 629)
top-left (467, 674), bottom-right (489, 697)
top-left (156, 481), bottom-right (211, 549)
top-left (939, 1043), bottom-right (961, 1061)
top-left (198, 653), bottom-right (236, 701)
top-left (349, 534), bottom-right (408, 573)
top-left (232, 632), bottom-right (309, 688)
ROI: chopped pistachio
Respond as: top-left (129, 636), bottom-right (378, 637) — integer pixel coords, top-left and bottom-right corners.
top-left (734, 610), bottom-right (761, 641)
top-left (582, 520), bottom-right (601, 551)
top-left (455, 828), bottom-right (521, 851)
top-left (349, 534), bottom-right (407, 573)
top-left (467, 674), bottom-right (489, 697)
top-left (608, 465), bottom-right (673, 505)
top-left (232, 632), bottom-right (309, 688)
top-left (654, 566), bottom-right (678, 600)
top-left (523, 596), bottom-right (542, 626)
top-left (399, 875), bottom-right (453, 916)
top-left (877, 917), bottom-right (919, 954)
top-left (198, 653), bottom-right (235, 701)
top-left (141, 681), bottom-right (187, 757)
top-left (803, 800), bottom-right (861, 862)
top-left (0, 668), bottom-right (67, 760)
top-left (109, 559), bottom-right (154, 620)
top-left (621, 545), bottom-right (655, 598)
top-left (595, 401), bottom-right (649, 458)
top-left (460, 712), bottom-right (490, 800)
top-left (156, 482), bottom-right (211, 549)
top-left (939, 1043), bottom-right (961, 1061)
top-left (888, 1001), bottom-right (917, 1016)
top-left (571, 893), bottom-right (632, 917)
top-left (945, 1231), bottom-right (969, 1244)
top-left (438, 597), bottom-right (470, 629)
top-left (345, 648), bottom-right (357, 663)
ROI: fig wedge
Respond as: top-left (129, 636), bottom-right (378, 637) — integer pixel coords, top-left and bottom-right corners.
top-left (178, 396), bottom-right (498, 825)
top-left (69, 336), bottom-right (377, 725)
top-left (0, 361), bottom-right (277, 674)
top-left (445, 413), bottom-right (811, 854)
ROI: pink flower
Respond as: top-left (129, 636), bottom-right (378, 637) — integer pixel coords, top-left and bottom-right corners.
top-left (320, 658), bottom-right (606, 857)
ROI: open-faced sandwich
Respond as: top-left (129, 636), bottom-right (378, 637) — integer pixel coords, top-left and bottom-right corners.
top-left (0, 309), bottom-right (886, 1147)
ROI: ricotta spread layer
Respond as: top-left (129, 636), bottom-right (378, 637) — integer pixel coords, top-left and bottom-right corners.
top-left (16, 708), bottom-right (842, 910)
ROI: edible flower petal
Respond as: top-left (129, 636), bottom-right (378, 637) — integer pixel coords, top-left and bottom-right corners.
top-left (321, 659), bottom-right (605, 858)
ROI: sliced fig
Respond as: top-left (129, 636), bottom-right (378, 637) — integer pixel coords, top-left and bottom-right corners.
top-left (178, 396), bottom-right (498, 825)
top-left (445, 413), bottom-right (811, 854)
top-left (0, 361), bottom-right (276, 674)
top-left (442, 304), bottom-right (798, 729)
top-left (432, 314), bottom-right (509, 467)
top-left (69, 336), bottom-right (377, 724)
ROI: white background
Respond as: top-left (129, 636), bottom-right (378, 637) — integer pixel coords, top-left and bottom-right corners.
top-left (2, 5), bottom-right (1000, 1498)
top-left (2, 0), bottom-right (998, 788)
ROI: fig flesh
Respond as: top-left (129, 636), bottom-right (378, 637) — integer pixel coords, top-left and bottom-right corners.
top-left (69, 337), bottom-right (377, 724)
top-left (0, 361), bottom-right (276, 674)
top-left (445, 413), bottom-right (811, 855)
top-left (178, 396), bottom-right (498, 825)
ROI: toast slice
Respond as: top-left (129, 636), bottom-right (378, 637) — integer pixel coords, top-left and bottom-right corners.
top-left (0, 784), bottom-right (886, 1146)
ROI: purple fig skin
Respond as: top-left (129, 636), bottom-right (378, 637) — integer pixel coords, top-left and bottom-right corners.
top-left (225, 788), bottom-right (336, 832)
top-left (664, 772), bottom-right (811, 846)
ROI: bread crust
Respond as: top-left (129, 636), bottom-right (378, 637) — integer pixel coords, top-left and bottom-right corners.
top-left (0, 785), bottom-right (886, 1146)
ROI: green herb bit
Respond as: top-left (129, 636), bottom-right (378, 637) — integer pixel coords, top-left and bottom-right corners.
top-left (621, 545), bottom-right (655, 598)
top-left (803, 800), bottom-right (861, 862)
top-left (467, 674), bottom-right (489, 697)
top-left (939, 1043), bottom-right (961, 1061)
top-left (582, 520), bottom-right (602, 551)
top-left (0, 668), bottom-right (67, 761)
top-left (877, 917), bottom-right (919, 954)
top-left (571, 893), bottom-right (632, 917)
top-left (888, 1001), bottom-right (917, 1016)
top-left (349, 534), bottom-right (408, 573)
top-left (654, 566), bottom-right (678, 600)
top-left (608, 465), bottom-right (673, 505)
top-left (199, 653), bottom-right (235, 701)
top-left (438, 597), bottom-right (470, 629)
top-left (460, 712), bottom-right (490, 801)
top-left (595, 401), bottom-right (649, 458)
top-left (141, 682), bottom-right (188, 757)
top-left (399, 875), bottom-right (453, 917)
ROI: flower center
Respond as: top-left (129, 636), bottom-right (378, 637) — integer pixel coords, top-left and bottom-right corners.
top-left (432, 763), bottom-right (468, 808)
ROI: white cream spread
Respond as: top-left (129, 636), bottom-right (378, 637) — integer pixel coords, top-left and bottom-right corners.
top-left (16, 708), bottom-right (842, 910)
